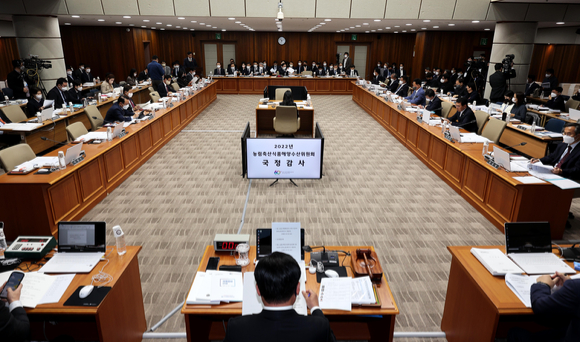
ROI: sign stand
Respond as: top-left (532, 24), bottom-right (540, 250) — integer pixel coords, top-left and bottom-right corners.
top-left (269, 179), bottom-right (298, 187)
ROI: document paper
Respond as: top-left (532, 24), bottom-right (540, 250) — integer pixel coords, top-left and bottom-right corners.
top-left (470, 248), bottom-right (523, 276)
top-left (505, 273), bottom-right (539, 308)
top-left (207, 270), bottom-right (243, 302)
top-left (186, 272), bottom-right (220, 305)
top-left (38, 274), bottom-right (76, 305)
top-left (271, 222), bottom-right (301, 263)
top-left (319, 277), bottom-right (352, 311)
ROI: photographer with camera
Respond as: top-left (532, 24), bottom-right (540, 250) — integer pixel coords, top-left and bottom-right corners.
top-left (489, 55), bottom-right (516, 104)
top-left (6, 60), bottom-right (29, 100)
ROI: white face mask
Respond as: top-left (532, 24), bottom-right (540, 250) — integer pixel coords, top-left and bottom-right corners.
top-left (134, 73), bottom-right (137, 77)
top-left (247, 66), bottom-right (250, 69)
top-left (67, 71), bottom-right (72, 75)
top-left (35, 94), bottom-right (42, 100)
top-left (377, 64), bottom-right (380, 67)
top-left (80, 66), bottom-right (84, 70)
top-left (323, 63), bottom-right (327, 66)
top-left (512, 97), bottom-right (517, 103)
top-left (254, 65), bottom-right (257, 68)
top-left (344, 55), bottom-right (348, 58)
top-left (217, 65), bottom-right (220, 68)
top-left (290, 65), bottom-right (293, 68)
top-left (400, 67), bottom-right (403, 69)
top-left (77, 87), bottom-right (82, 91)
top-left (441, 80), bottom-right (446, 84)
top-left (122, 104), bottom-right (129, 110)
top-left (166, 81), bottom-right (171, 85)
top-left (434, 72), bottom-right (439, 75)
top-left (563, 135), bottom-right (575, 145)
top-left (546, 74), bottom-right (551, 77)
top-left (312, 63), bottom-right (316, 67)
top-left (298, 63), bottom-right (301, 66)
top-left (162, 64), bottom-right (166, 67)
top-left (128, 92), bottom-right (133, 98)
top-left (86, 69), bottom-right (91, 73)
top-left (384, 65), bottom-right (388, 68)
top-left (551, 92), bottom-right (557, 98)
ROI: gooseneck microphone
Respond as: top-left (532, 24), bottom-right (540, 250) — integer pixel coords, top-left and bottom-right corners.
top-left (504, 142), bottom-right (527, 149)
top-left (41, 137), bottom-right (70, 146)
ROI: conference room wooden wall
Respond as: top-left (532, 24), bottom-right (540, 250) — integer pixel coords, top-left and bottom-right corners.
top-left (529, 44), bottom-right (580, 84)
top-left (0, 38), bottom-right (20, 82)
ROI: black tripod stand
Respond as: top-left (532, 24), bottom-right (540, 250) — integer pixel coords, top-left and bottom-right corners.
top-left (270, 179), bottom-right (298, 187)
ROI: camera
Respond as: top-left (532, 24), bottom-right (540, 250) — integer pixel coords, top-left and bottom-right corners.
top-left (23, 56), bottom-right (52, 70)
top-left (502, 54), bottom-right (515, 73)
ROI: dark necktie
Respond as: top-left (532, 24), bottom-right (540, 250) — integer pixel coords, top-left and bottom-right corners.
top-left (556, 146), bottom-right (572, 169)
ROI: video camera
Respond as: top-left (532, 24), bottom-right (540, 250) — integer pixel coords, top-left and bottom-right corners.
top-left (502, 54), bottom-right (515, 74)
top-left (23, 56), bottom-right (52, 70)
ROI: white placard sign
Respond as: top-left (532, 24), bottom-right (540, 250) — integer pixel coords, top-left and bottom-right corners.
top-left (247, 138), bottom-right (322, 179)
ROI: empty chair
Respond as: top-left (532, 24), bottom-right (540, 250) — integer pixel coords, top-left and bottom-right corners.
top-left (150, 91), bottom-right (160, 103)
top-left (171, 82), bottom-right (180, 92)
top-left (301, 71), bottom-right (312, 76)
top-left (66, 122), bottom-right (89, 141)
top-left (481, 118), bottom-right (507, 143)
top-left (524, 112), bottom-right (540, 125)
top-left (84, 105), bottom-right (104, 131)
top-left (565, 99), bottom-right (580, 113)
top-left (119, 81), bottom-right (127, 87)
top-left (275, 88), bottom-right (291, 101)
top-left (545, 118), bottom-right (566, 133)
top-left (474, 110), bottom-right (490, 135)
top-left (440, 101), bottom-right (453, 118)
top-left (1, 105), bottom-right (27, 123)
top-left (0, 144), bottom-right (36, 172)
top-left (273, 106), bottom-right (300, 135)
top-left (148, 86), bottom-right (155, 93)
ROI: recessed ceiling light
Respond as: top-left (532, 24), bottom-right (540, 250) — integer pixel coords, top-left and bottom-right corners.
top-left (402, 30), bottom-right (407, 32)
top-left (484, 28), bottom-right (490, 31)
top-left (65, 23), bottom-right (71, 25)
top-left (341, 29), bottom-right (345, 32)
top-left (123, 16), bottom-right (131, 19)
top-left (71, 15), bottom-right (80, 18)
top-left (228, 18), bottom-right (235, 20)
top-left (406, 23), bottom-right (412, 26)
top-left (190, 29), bottom-right (195, 31)
top-left (325, 19), bottom-right (332, 22)
top-left (556, 22), bottom-right (565, 25)
top-left (365, 31), bottom-right (370, 33)
top-left (200, 23), bottom-right (205, 25)
top-left (206, 24), bottom-right (211, 26)
top-left (355, 25), bottom-right (361, 27)
top-left (222, 29), bottom-right (226, 31)
top-left (156, 22), bottom-right (162, 25)
top-left (448, 23), bottom-right (455, 26)
top-left (394, 25), bottom-right (400, 28)
top-left (371, 30), bottom-right (376, 32)
top-left (212, 26), bottom-right (217, 28)
top-left (336, 30), bottom-right (340, 32)
top-left (433, 26), bottom-right (439, 28)
top-left (98, 19), bottom-right (105, 22)
top-left (178, 17), bottom-right (185, 20)
top-left (320, 23), bottom-right (326, 25)
top-left (167, 24), bottom-right (172, 26)
top-left (160, 28), bottom-right (165, 30)
top-left (191, 21), bottom-right (197, 23)
top-left (394, 31), bottom-right (398, 33)
top-left (176, 26), bottom-right (180, 28)
top-left (386, 27), bottom-right (391, 29)
top-left (421, 27), bottom-right (427, 30)
top-left (235, 21), bottom-right (241, 23)
top-left (141, 26), bottom-right (146, 28)
top-left (151, 27), bottom-right (156, 29)
top-left (363, 23), bottom-right (369, 25)
top-left (374, 19), bottom-right (381, 22)
top-left (143, 19), bottom-right (150, 22)
top-left (378, 29), bottom-right (383, 31)
top-left (345, 28), bottom-right (350, 30)
top-left (423, 20), bottom-right (430, 22)
top-left (472, 20), bottom-right (480, 23)
top-left (183, 27), bottom-right (187, 29)
top-left (411, 29), bottom-right (416, 31)
top-left (350, 26), bottom-right (354, 29)
top-left (129, 24), bottom-right (134, 26)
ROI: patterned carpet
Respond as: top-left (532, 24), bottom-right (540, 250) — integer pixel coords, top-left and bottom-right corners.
top-left (81, 94), bottom-right (580, 342)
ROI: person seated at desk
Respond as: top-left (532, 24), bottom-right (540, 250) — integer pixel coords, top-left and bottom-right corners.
top-left (122, 85), bottom-right (150, 116)
top-left (543, 87), bottom-right (566, 112)
top-left (46, 77), bottom-right (69, 109)
top-left (313, 65), bottom-right (324, 77)
top-left (465, 83), bottom-right (481, 105)
top-left (287, 62), bottom-right (295, 75)
top-left (450, 77), bottom-right (467, 98)
top-left (371, 68), bottom-right (385, 85)
top-left (178, 69), bottom-right (193, 88)
top-left (104, 96), bottom-right (138, 124)
top-left (223, 252), bottom-right (336, 342)
top-left (394, 76), bottom-right (410, 97)
top-left (213, 62), bottom-right (225, 76)
top-left (541, 68), bottom-right (559, 96)
top-left (446, 97), bottom-right (477, 133)
top-left (227, 62), bottom-right (238, 75)
top-left (279, 63), bottom-right (290, 77)
top-left (281, 90), bottom-right (299, 117)
top-left (405, 79), bottom-right (426, 106)
top-left (510, 92), bottom-right (527, 122)
top-left (525, 75), bottom-right (540, 96)
top-left (239, 63), bottom-right (249, 76)
top-left (508, 273), bottom-right (580, 342)
top-left (101, 74), bottom-right (115, 93)
top-left (81, 66), bottom-right (94, 83)
top-left (387, 74), bottom-right (399, 92)
top-left (158, 75), bottom-right (175, 98)
top-left (419, 89), bottom-right (442, 116)
top-left (0, 281), bottom-right (30, 341)
top-left (66, 81), bottom-right (85, 104)
top-left (348, 65), bottom-right (359, 77)
top-left (137, 67), bottom-right (149, 82)
top-left (572, 89), bottom-right (580, 101)
top-left (270, 61), bottom-right (280, 75)
top-left (531, 123), bottom-right (580, 179)
top-left (438, 74), bottom-right (454, 95)
top-left (172, 61), bottom-right (183, 78)
top-left (425, 72), bottom-right (439, 89)
top-left (329, 65), bottom-right (339, 76)
top-left (250, 62), bottom-right (260, 75)
top-left (27, 88), bottom-right (45, 117)
top-left (126, 68), bottom-right (138, 86)
top-left (66, 66), bottom-right (76, 85)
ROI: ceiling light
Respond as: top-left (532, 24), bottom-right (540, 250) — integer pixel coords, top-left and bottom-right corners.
top-left (365, 31), bottom-right (370, 33)
top-left (336, 30), bottom-right (340, 33)
top-left (423, 20), bottom-right (430, 22)
top-left (374, 19), bottom-right (381, 22)
top-left (341, 29), bottom-right (345, 32)
top-left (394, 31), bottom-right (398, 33)
top-left (386, 27), bottom-right (391, 29)
top-left (411, 29), bottom-right (416, 31)
top-left (183, 27), bottom-right (187, 29)
top-left (484, 28), bottom-right (490, 31)
top-left (406, 23), bottom-right (412, 26)
top-left (123, 16), bottom-right (131, 19)
top-left (141, 26), bottom-right (146, 28)
top-left (191, 21), bottom-right (197, 23)
top-left (65, 23), bottom-right (71, 25)
top-left (421, 27), bottom-right (427, 30)
top-left (212, 26), bottom-right (217, 28)
top-left (355, 25), bottom-right (361, 27)
top-left (156, 22), bottom-right (162, 25)
top-left (167, 24), bottom-right (172, 26)
top-left (325, 19), bottom-right (332, 22)
top-left (350, 26), bottom-right (354, 29)
top-left (378, 29), bottom-right (383, 31)
top-left (178, 17), bottom-right (185, 20)
top-left (363, 23), bottom-right (369, 25)
top-left (235, 21), bottom-right (241, 24)
top-left (320, 23), bottom-right (326, 25)
top-left (190, 29), bottom-right (195, 31)
top-left (433, 26), bottom-right (439, 28)
top-left (98, 19), bottom-right (105, 22)
top-left (176, 26), bottom-right (180, 28)
top-left (472, 20), bottom-right (480, 23)
top-left (143, 19), bottom-right (150, 22)
top-left (160, 28), bottom-right (165, 30)
top-left (206, 24), bottom-right (212, 26)
top-left (228, 18), bottom-right (235, 20)
top-left (222, 29), bottom-right (226, 31)
top-left (448, 23), bottom-right (455, 26)
top-left (129, 24), bottom-right (134, 26)
top-left (371, 30), bottom-right (376, 32)
top-left (402, 30), bottom-right (407, 32)
top-left (151, 27), bottom-right (156, 29)
top-left (556, 22), bottom-right (565, 25)
top-left (394, 25), bottom-right (400, 28)
top-left (200, 23), bottom-right (205, 25)
top-left (71, 15), bottom-right (80, 18)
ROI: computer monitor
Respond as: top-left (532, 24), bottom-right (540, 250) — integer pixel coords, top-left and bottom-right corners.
top-left (505, 222), bottom-right (552, 254)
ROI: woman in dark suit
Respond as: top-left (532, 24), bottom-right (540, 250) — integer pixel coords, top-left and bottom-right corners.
top-left (280, 91), bottom-right (299, 118)
top-left (510, 92), bottom-right (527, 122)
top-left (26, 88), bottom-right (45, 118)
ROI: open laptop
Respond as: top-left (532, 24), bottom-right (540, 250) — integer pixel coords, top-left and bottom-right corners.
top-left (40, 222), bottom-right (106, 273)
top-left (41, 107), bottom-right (58, 121)
top-left (569, 108), bottom-right (580, 121)
top-left (493, 147), bottom-right (528, 172)
top-left (65, 142), bottom-right (83, 165)
top-left (505, 222), bottom-right (575, 274)
top-left (256, 228), bottom-right (305, 261)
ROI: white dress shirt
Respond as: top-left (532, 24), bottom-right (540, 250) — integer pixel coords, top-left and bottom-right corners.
top-left (263, 304), bottom-right (320, 314)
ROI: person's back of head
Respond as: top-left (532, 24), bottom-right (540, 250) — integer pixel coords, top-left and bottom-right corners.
top-left (255, 252), bottom-right (300, 305)
top-left (282, 90), bottom-right (294, 106)
top-left (494, 63), bottom-right (502, 71)
top-left (152, 55), bottom-right (158, 61)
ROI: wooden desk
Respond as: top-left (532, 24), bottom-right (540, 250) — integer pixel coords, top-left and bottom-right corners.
top-left (21, 246), bottom-right (146, 342)
top-left (213, 76), bottom-right (357, 95)
top-left (441, 246), bottom-right (578, 342)
top-left (0, 82), bottom-right (217, 241)
top-left (526, 96), bottom-right (548, 105)
top-left (255, 102), bottom-right (314, 137)
top-left (182, 245), bottom-right (399, 342)
top-left (353, 84), bottom-right (574, 239)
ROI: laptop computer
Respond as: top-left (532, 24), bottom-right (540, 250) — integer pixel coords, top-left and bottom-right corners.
top-left (41, 107), bottom-right (58, 121)
top-left (505, 222), bottom-right (575, 274)
top-left (569, 108), bottom-right (580, 121)
top-left (493, 147), bottom-right (528, 172)
top-left (256, 228), bottom-right (305, 261)
top-left (65, 142), bottom-right (83, 165)
top-left (40, 222), bottom-right (106, 273)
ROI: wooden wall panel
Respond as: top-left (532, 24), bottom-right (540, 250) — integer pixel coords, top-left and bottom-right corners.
top-left (0, 38), bottom-right (20, 82)
top-left (529, 44), bottom-right (580, 84)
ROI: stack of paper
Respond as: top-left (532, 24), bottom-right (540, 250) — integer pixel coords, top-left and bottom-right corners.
top-left (1, 123), bottom-right (43, 131)
top-left (471, 248), bottom-right (523, 276)
top-left (459, 133), bottom-right (492, 143)
top-left (319, 277), bottom-right (352, 311)
top-left (74, 132), bottom-right (108, 142)
top-left (505, 273), bottom-right (539, 307)
top-left (528, 162), bottom-right (580, 189)
top-left (186, 271), bottom-right (243, 304)
top-left (186, 272), bottom-right (221, 305)
top-left (0, 271), bottom-right (75, 308)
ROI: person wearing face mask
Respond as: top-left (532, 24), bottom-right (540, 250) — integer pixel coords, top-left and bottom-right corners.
top-left (251, 61), bottom-right (260, 75)
top-left (157, 75), bottom-right (175, 98)
top-left (240, 63), bottom-right (249, 76)
top-left (342, 52), bottom-right (352, 71)
top-left (7, 59), bottom-right (28, 100)
top-left (398, 64), bottom-right (405, 77)
top-left (227, 62), bottom-right (238, 76)
top-left (509, 92), bottom-right (527, 122)
top-left (451, 77), bottom-right (467, 98)
top-left (489, 63), bottom-right (516, 104)
top-left (419, 89), bottom-right (442, 116)
top-left (101, 74), bottom-right (115, 93)
top-left (371, 68), bottom-right (385, 85)
top-left (299, 61), bottom-right (309, 74)
top-left (395, 76), bottom-right (410, 97)
top-left (321, 61), bottom-right (329, 75)
top-left (330, 64), bottom-right (339, 77)
top-left (66, 66), bottom-right (76, 84)
top-left (425, 73), bottom-right (439, 88)
top-left (432, 68), bottom-right (441, 82)
top-left (181, 68), bottom-right (197, 87)
top-left (531, 123), bottom-right (580, 180)
top-left (73, 63), bottom-right (84, 81)
top-left (404, 79), bottom-right (426, 106)
top-left (184, 51), bottom-right (198, 70)
top-left (279, 63), bottom-right (289, 77)
top-left (126, 68), bottom-right (138, 86)
top-left (541, 68), bottom-right (559, 97)
top-left (46, 78), bottom-right (69, 109)
top-left (465, 83), bottom-right (481, 105)
top-left (161, 61), bottom-right (171, 76)
top-left (524, 75), bottom-right (540, 97)
top-left (382, 63), bottom-right (390, 78)
top-left (387, 74), bottom-right (399, 92)
top-left (27, 88), bottom-right (46, 117)
top-left (138, 67), bottom-right (149, 82)
top-left (311, 62), bottom-right (317, 73)
top-left (214, 62), bottom-right (225, 76)
top-left (66, 81), bottom-right (85, 105)
top-left (260, 62), bottom-right (269, 75)
top-left (270, 61), bottom-right (279, 75)
top-left (449, 68), bottom-right (459, 85)
top-left (287, 63), bottom-right (295, 75)
top-left (172, 62), bottom-right (184, 78)
top-left (337, 63), bottom-right (345, 75)
top-left (81, 65), bottom-right (94, 83)
top-left (104, 96), bottom-right (139, 124)
top-left (348, 65), bottom-right (358, 78)
top-left (263, 60), bottom-right (268, 71)
top-left (122, 85), bottom-right (150, 116)
top-left (147, 56), bottom-right (165, 89)
top-left (544, 87), bottom-right (565, 112)
top-left (438, 74), bottom-right (453, 95)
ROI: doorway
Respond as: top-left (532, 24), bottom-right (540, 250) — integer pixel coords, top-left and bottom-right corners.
top-left (202, 42), bottom-right (237, 77)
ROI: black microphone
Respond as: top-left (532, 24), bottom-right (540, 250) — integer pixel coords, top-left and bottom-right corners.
top-left (453, 119), bottom-right (477, 127)
top-left (504, 142), bottom-right (528, 150)
top-left (41, 137), bottom-right (70, 146)
top-left (92, 116), bottom-right (104, 123)
top-left (302, 245), bottom-right (326, 253)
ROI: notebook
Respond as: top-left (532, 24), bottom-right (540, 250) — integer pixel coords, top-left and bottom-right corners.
top-left (40, 222), bottom-right (106, 274)
top-left (505, 222), bottom-right (575, 275)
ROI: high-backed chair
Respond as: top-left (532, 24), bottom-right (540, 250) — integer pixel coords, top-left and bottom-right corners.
top-left (301, 71), bottom-right (312, 76)
top-left (275, 88), bottom-right (291, 101)
top-left (84, 105), bottom-right (104, 131)
top-left (481, 118), bottom-right (507, 143)
top-left (440, 101), bottom-right (453, 118)
top-left (565, 99), bottom-right (580, 113)
top-left (66, 122), bottom-right (89, 141)
top-left (474, 111), bottom-right (490, 135)
top-left (273, 106), bottom-right (300, 135)
top-left (525, 112), bottom-right (540, 125)
top-left (150, 91), bottom-right (161, 103)
top-left (1, 105), bottom-right (27, 123)
top-left (545, 118), bottom-right (566, 133)
top-left (171, 82), bottom-right (180, 91)
top-left (148, 86), bottom-right (155, 93)
top-left (0, 144), bottom-right (36, 172)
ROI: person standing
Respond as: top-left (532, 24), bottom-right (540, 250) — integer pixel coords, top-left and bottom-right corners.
top-left (147, 56), bottom-right (165, 90)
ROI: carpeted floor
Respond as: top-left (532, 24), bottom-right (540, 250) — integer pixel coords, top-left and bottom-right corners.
top-left (81, 94), bottom-right (580, 342)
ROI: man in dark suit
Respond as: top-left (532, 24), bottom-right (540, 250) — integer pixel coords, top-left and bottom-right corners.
top-left (438, 74), bottom-right (454, 95)
top-left (446, 97), bottom-right (477, 133)
top-left (223, 252), bottom-right (336, 342)
top-left (81, 65), bottom-right (94, 83)
top-left (66, 81), bottom-right (85, 104)
top-left (452, 77), bottom-right (468, 98)
top-left (66, 66), bottom-right (76, 84)
top-left (387, 74), bottom-right (399, 93)
top-left (73, 63), bottom-right (84, 81)
top-left (544, 87), bottom-right (566, 112)
top-left (321, 61), bottom-right (329, 75)
top-left (342, 52), bottom-right (352, 71)
top-left (46, 78), bottom-right (69, 109)
top-left (7, 60), bottom-right (28, 100)
top-left (541, 68), bottom-right (559, 97)
top-left (213, 62), bottom-right (225, 76)
top-left (138, 68), bottom-right (149, 82)
top-left (420, 89), bottom-right (442, 116)
top-left (157, 75), bottom-right (175, 98)
top-left (394, 76), bottom-right (410, 97)
top-left (172, 61), bottom-right (184, 78)
top-left (371, 68), bottom-right (385, 85)
top-left (531, 123), bottom-right (580, 179)
top-left (104, 96), bottom-right (138, 124)
top-left (525, 75), bottom-right (541, 96)
top-left (227, 62), bottom-right (238, 75)
top-left (348, 65), bottom-right (358, 77)
top-left (508, 272), bottom-right (580, 342)
top-left (489, 63), bottom-right (516, 103)
top-left (184, 52), bottom-right (197, 71)
top-left (0, 281), bottom-right (30, 341)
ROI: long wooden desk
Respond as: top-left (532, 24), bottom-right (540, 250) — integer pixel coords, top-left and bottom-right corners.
top-left (213, 75), bottom-right (357, 95)
top-left (353, 84), bottom-right (573, 239)
top-left (441, 245), bottom-right (578, 342)
top-left (21, 246), bottom-right (146, 342)
top-left (0, 85), bottom-right (152, 154)
top-left (0, 81), bottom-right (217, 241)
top-left (182, 245), bottom-right (399, 342)
top-left (255, 101), bottom-right (314, 137)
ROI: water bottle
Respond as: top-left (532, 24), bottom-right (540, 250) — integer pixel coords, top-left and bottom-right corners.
top-left (0, 228), bottom-right (7, 259)
top-left (482, 140), bottom-right (489, 156)
top-left (112, 225), bottom-right (127, 255)
top-left (107, 127), bottom-right (113, 141)
top-left (58, 151), bottom-right (66, 170)
top-left (4, 95), bottom-right (9, 104)
top-left (441, 119), bottom-right (445, 133)
top-left (37, 113), bottom-right (43, 123)
top-left (531, 118), bottom-right (536, 134)
top-left (69, 101), bottom-right (74, 114)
